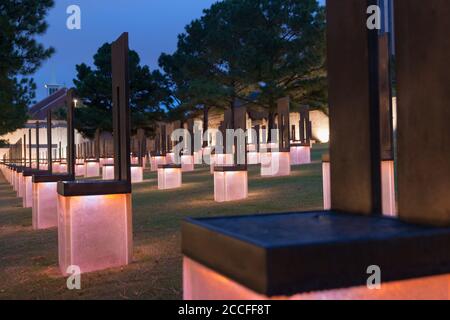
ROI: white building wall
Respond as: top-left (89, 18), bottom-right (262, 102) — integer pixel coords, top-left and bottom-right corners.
top-left (0, 120), bottom-right (84, 161)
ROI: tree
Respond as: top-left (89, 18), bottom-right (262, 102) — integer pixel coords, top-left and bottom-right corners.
top-left (206, 0), bottom-right (326, 133)
top-left (73, 43), bottom-right (170, 138)
top-left (163, 0), bottom-right (326, 138)
top-left (159, 50), bottom-right (227, 146)
top-left (0, 0), bottom-right (55, 136)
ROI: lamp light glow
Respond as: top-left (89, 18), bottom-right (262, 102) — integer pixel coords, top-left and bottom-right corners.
top-left (183, 257), bottom-right (450, 300)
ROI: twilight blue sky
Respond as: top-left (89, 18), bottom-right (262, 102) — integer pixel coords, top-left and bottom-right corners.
top-left (33, 0), bottom-right (325, 101)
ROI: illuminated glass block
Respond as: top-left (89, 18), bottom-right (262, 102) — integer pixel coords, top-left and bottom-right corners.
top-left (214, 168), bottom-right (248, 202)
top-left (32, 174), bottom-right (73, 230)
top-left (131, 156), bottom-right (139, 165)
top-left (85, 160), bottom-right (100, 177)
top-left (260, 151), bottom-right (291, 177)
top-left (75, 163), bottom-right (85, 177)
top-left (166, 152), bottom-right (175, 164)
top-left (290, 145), bottom-right (311, 165)
top-left (322, 160), bottom-right (331, 210)
top-left (247, 152), bottom-right (260, 165)
top-left (157, 165), bottom-right (182, 190)
top-left (247, 144), bottom-right (257, 152)
top-left (13, 170), bottom-right (18, 191)
top-left (59, 163), bottom-right (67, 174)
top-left (11, 169), bottom-right (15, 186)
top-left (32, 181), bottom-right (58, 229)
top-left (7, 168), bottom-right (12, 184)
top-left (150, 156), bottom-right (166, 171)
top-left (210, 154), bottom-right (234, 174)
top-left (58, 192), bottom-right (132, 275)
top-left (382, 160), bottom-right (396, 217)
top-left (102, 165), bottom-right (114, 180)
top-left (17, 172), bottom-right (24, 198)
top-left (23, 176), bottom-right (33, 208)
top-left (181, 155), bottom-right (195, 172)
top-left (131, 166), bottom-right (144, 183)
top-left (194, 150), bottom-right (203, 165)
top-left (16, 170), bottom-right (22, 193)
top-left (3, 167), bottom-right (10, 184)
top-left (183, 257), bottom-right (450, 300)
top-left (100, 157), bottom-right (114, 167)
top-left (52, 162), bottom-right (61, 173)
top-left (260, 143), bottom-right (279, 150)
top-left (17, 171), bottom-right (22, 195)
top-left (209, 155), bottom-right (216, 174)
top-left (202, 147), bottom-right (212, 156)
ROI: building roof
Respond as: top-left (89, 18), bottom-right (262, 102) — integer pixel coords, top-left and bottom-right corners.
top-left (28, 88), bottom-right (67, 120)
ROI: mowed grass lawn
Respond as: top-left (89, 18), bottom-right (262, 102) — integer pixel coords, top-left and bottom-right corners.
top-left (0, 144), bottom-right (328, 300)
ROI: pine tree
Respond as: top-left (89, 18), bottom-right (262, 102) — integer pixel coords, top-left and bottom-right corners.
top-left (0, 0), bottom-right (55, 136)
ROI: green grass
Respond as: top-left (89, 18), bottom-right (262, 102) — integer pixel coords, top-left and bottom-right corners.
top-left (0, 144), bottom-right (328, 299)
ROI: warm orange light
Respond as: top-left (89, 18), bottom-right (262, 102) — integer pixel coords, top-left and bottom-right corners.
top-left (181, 155), bottom-right (195, 172)
top-left (131, 166), bottom-right (144, 183)
top-left (58, 193), bottom-right (132, 275)
top-left (75, 163), bottom-right (85, 177)
top-left (316, 128), bottom-right (330, 143)
top-left (260, 151), bottom-right (291, 177)
top-left (381, 160), bottom-right (396, 217)
top-left (166, 152), bottom-right (175, 164)
top-left (290, 146), bottom-right (311, 165)
top-left (210, 154), bottom-right (234, 174)
top-left (214, 171), bottom-right (248, 202)
top-left (150, 156), bottom-right (166, 171)
top-left (157, 167), bottom-right (182, 190)
top-left (32, 182), bottom-right (58, 230)
top-left (23, 176), bottom-right (33, 208)
top-left (322, 161), bottom-right (331, 210)
top-left (85, 162), bottom-right (100, 177)
top-left (184, 257), bottom-right (450, 300)
top-left (102, 166), bottom-right (114, 180)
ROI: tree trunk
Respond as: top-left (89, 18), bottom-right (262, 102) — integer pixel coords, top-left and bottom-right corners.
top-left (267, 109), bottom-right (275, 143)
top-left (230, 101), bottom-right (235, 129)
top-left (203, 106), bottom-right (209, 147)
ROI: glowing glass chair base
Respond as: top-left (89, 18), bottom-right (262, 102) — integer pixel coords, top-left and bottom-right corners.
top-left (214, 166), bottom-right (248, 202)
top-left (260, 150), bottom-right (291, 177)
top-left (84, 160), bottom-right (100, 177)
top-left (157, 164), bottom-right (182, 190)
top-left (57, 180), bottom-right (132, 275)
top-left (290, 143), bottom-right (311, 165)
top-left (32, 174), bottom-right (74, 230)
